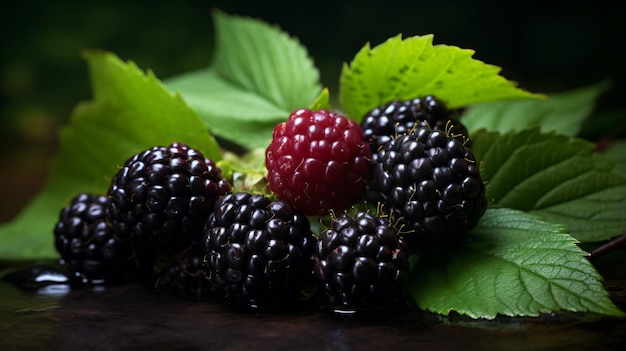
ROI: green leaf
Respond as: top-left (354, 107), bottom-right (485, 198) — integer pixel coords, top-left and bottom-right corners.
top-left (601, 139), bottom-right (626, 175)
top-left (165, 10), bottom-right (322, 149)
top-left (309, 87), bottom-right (332, 111)
top-left (579, 107), bottom-right (626, 141)
top-left (165, 69), bottom-right (286, 149)
top-left (471, 128), bottom-right (626, 242)
top-left (0, 51), bottom-right (220, 261)
top-left (408, 208), bottom-right (624, 319)
top-left (463, 81), bottom-right (610, 137)
top-left (339, 34), bottom-right (543, 123)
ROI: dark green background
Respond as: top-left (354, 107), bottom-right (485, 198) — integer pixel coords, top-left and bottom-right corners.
top-left (1, 0), bottom-right (625, 221)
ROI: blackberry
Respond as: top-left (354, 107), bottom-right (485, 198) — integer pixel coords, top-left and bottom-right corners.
top-left (203, 192), bottom-right (316, 311)
top-left (53, 193), bottom-right (142, 284)
top-left (107, 142), bottom-right (231, 261)
top-left (361, 96), bottom-right (469, 161)
top-left (313, 211), bottom-right (409, 311)
top-left (373, 127), bottom-right (487, 253)
top-left (265, 108), bottom-right (371, 216)
top-left (154, 245), bottom-right (213, 299)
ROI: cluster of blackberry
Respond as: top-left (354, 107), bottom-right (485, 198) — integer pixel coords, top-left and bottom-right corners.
top-left (261, 99), bottom-right (486, 310)
top-left (54, 142), bottom-right (231, 297)
top-left (265, 98), bottom-right (486, 256)
top-left (53, 96), bottom-right (487, 313)
top-left (53, 142), bottom-right (319, 311)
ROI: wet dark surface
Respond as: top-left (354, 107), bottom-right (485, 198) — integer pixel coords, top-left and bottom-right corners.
top-left (1, 252), bottom-right (625, 351)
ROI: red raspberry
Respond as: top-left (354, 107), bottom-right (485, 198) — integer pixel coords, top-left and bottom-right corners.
top-left (265, 108), bottom-right (371, 216)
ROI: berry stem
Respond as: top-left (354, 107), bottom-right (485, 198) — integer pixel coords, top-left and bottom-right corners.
top-left (588, 233), bottom-right (626, 260)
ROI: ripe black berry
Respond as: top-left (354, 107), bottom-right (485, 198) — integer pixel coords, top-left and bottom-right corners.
top-left (107, 142), bottom-right (231, 263)
top-left (53, 193), bottom-right (143, 284)
top-left (313, 211), bottom-right (409, 311)
top-left (154, 245), bottom-right (213, 299)
top-left (203, 192), bottom-right (316, 311)
top-left (373, 127), bottom-right (487, 253)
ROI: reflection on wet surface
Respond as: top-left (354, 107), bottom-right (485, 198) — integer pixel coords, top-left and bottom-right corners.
top-left (1, 256), bottom-right (624, 351)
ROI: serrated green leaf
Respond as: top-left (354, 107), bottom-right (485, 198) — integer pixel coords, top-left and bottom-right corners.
top-left (211, 10), bottom-right (320, 109)
top-left (472, 128), bottom-right (626, 242)
top-left (166, 10), bottom-right (321, 149)
top-left (0, 51), bottom-right (220, 261)
top-left (165, 68), bottom-right (285, 148)
top-left (408, 208), bottom-right (624, 319)
top-left (339, 34), bottom-right (543, 123)
top-left (309, 88), bottom-right (332, 111)
top-left (463, 81), bottom-right (610, 137)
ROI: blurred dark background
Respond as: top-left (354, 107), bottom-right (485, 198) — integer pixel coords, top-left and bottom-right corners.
top-left (1, 0), bottom-right (625, 223)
